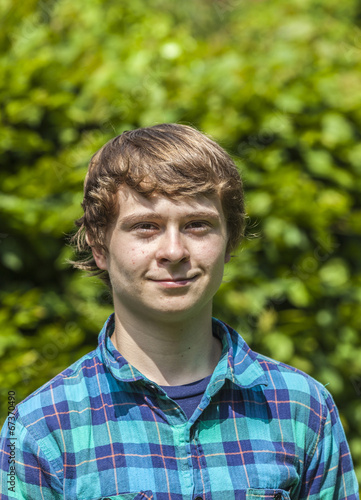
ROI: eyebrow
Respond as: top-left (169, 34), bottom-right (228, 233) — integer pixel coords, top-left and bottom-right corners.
top-left (119, 210), bottom-right (222, 226)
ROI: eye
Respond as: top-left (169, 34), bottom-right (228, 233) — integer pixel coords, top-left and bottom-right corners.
top-left (135, 223), bottom-right (157, 230)
top-left (132, 222), bottom-right (159, 235)
top-left (132, 222), bottom-right (158, 231)
top-left (186, 221), bottom-right (212, 232)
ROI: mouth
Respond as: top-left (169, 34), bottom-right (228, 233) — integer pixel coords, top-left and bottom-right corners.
top-left (149, 275), bottom-right (199, 287)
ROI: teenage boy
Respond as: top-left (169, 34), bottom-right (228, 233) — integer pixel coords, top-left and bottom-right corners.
top-left (0, 124), bottom-right (359, 499)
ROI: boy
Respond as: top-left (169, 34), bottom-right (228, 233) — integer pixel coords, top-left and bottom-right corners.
top-left (0, 123), bottom-right (359, 499)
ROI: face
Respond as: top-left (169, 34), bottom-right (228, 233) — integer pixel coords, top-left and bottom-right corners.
top-left (92, 186), bottom-right (230, 324)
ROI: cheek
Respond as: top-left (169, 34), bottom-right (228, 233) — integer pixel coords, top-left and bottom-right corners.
top-left (127, 246), bottom-right (152, 267)
top-left (198, 239), bottom-right (227, 264)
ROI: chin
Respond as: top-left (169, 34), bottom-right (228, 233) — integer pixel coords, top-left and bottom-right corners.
top-left (148, 301), bottom-right (211, 322)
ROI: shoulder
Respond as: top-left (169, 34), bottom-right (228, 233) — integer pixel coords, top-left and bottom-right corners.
top-left (0, 347), bottom-right (104, 485)
top-left (14, 346), bottom-right (102, 428)
top-left (233, 333), bottom-right (342, 454)
top-left (226, 322), bottom-right (333, 426)
top-left (225, 320), bottom-right (330, 405)
top-left (251, 350), bottom-right (339, 442)
top-left (256, 350), bottom-right (329, 403)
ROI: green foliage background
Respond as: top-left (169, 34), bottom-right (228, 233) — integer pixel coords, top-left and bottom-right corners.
top-left (1, 0), bottom-right (360, 483)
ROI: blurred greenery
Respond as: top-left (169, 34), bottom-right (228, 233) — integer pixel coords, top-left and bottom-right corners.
top-left (0, 0), bottom-right (360, 484)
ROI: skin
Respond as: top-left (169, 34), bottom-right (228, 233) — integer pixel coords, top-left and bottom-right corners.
top-left (92, 185), bottom-right (230, 386)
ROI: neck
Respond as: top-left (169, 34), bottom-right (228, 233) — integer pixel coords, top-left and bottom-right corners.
top-left (110, 302), bottom-right (222, 386)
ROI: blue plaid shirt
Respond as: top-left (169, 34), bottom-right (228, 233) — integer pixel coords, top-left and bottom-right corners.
top-left (1, 315), bottom-right (359, 499)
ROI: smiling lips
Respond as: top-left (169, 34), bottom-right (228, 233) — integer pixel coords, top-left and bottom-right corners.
top-left (149, 275), bottom-right (198, 287)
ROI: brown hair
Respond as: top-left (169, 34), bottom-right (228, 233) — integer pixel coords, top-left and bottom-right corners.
top-left (71, 123), bottom-right (245, 287)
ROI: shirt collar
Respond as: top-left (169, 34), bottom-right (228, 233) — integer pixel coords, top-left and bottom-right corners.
top-left (98, 313), bottom-right (268, 390)
top-left (208, 318), bottom-right (268, 397)
top-left (98, 314), bottom-right (146, 383)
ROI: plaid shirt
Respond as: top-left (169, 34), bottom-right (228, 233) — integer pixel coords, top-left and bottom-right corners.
top-left (0, 314), bottom-right (359, 500)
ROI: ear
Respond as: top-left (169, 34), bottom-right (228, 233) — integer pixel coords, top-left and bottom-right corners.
top-left (224, 252), bottom-right (231, 264)
top-left (86, 234), bottom-right (108, 271)
top-left (91, 246), bottom-right (108, 271)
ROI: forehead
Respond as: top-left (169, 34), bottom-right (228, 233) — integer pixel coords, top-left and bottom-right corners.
top-left (116, 185), bottom-right (225, 220)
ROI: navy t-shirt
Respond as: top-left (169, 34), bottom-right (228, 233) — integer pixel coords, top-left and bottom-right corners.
top-left (160, 375), bottom-right (212, 420)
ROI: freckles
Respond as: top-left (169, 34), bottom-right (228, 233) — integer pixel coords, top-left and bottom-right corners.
top-left (128, 248), bottom-right (135, 266)
top-left (129, 247), bottom-right (151, 265)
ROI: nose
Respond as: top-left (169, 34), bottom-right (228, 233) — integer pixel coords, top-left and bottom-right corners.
top-left (155, 228), bottom-right (190, 264)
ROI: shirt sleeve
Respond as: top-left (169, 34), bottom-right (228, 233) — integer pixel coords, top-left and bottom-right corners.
top-left (299, 388), bottom-right (360, 500)
top-left (0, 411), bottom-right (64, 500)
